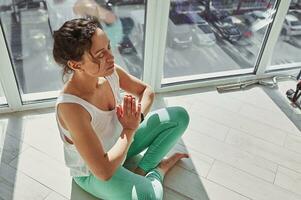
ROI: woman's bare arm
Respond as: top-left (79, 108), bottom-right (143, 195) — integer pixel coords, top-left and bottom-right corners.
top-left (58, 103), bottom-right (135, 181)
top-left (116, 65), bottom-right (155, 116)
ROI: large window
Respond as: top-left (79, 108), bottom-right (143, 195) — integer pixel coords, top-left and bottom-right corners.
top-left (0, 0), bottom-right (146, 103)
top-left (0, 0), bottom-right (299, 111)
top-left (163, 0), bottom-right (277, 83)
top-left (269, 0), bottom-right (301, 69)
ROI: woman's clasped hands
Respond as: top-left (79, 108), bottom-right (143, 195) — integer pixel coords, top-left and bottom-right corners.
top-left (116, 95), bottom-right (141, 132)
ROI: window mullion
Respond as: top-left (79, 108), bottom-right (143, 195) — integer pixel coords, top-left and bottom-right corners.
top-left (0, 24), bottom-right (22, 111)
top-left (255, 0), bottom-right (291, 76)
top-left (143, 0), bottom-right (157, 88)
top-left (143, 0), bottom-right (170, 92)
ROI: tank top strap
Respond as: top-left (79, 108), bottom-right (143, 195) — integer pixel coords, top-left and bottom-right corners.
top-left (105, 70), bottom-right (122, 105)
top-left (56, 93), bottom-right (97, 119)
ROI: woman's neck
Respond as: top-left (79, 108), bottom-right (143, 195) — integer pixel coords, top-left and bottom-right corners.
top-left (68, 72), bottom-right (100, 95)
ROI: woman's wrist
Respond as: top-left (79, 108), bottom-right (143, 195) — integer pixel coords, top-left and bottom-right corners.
top-left (122, 128), bottom-right (136, 133)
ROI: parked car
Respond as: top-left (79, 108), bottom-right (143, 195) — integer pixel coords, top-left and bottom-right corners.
top-left (185, 12), bottom-right (207, 25)
top-left (193, 24), bottom-right (216, 46)
top-left (204, 10), bottom-right (230, 22)
top-left (167, 12), bottom-right (193, 49)
top-left (241, 12), bottom-right (256, 26)
top-left (250, 10), bottom-right (271, 20)
top-left (243, 9), bottom-right (274, 24)
top-left (238, 23), bottom-right (253, 38)
top-left (212, 18), bottom-right (242, 43)
top-left (170, 0), bottom-right (205, 15)
top-left (118, 36), bottom-right (137, 54)
top-left (184, 13), bottom-right (216, 45)
top-left (283, 14), bottom-right (301, 36)
top-left (107, 0), bottom-right (145, 6)
top-left (230, 16), bottom-right (253, 38)
top-left (243, 10), bottom-right (274, 33)
top-left (289, 9), bottom-right (301, 20)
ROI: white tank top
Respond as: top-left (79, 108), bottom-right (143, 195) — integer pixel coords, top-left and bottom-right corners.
top-left (55, 70), bottom-right (123, 177)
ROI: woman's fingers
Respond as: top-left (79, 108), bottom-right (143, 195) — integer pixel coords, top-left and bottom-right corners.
top-left (136, 103), bottom-right (141, 118)
top-left (132, 97), bottom-right (136, 115)
top-left (127, 96), bottom-right (132, 116)
top-left (122, 95), bottom-right (141, 119)
top-left (123, 95), bottom-right (128, 115)
top-left (116, 105), bottom-right (121, 118)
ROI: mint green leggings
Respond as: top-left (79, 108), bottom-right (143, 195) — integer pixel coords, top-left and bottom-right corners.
top-left (74, 106), bottom-right (189, 200)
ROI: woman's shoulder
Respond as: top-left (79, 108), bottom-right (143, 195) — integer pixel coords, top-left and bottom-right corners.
top-left (57, 97), bottom-right (92, 125)
top-left (57, 84), bottom-right (91, 117)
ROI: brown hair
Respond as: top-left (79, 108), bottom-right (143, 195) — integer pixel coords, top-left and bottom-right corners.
top-left (52, 17), bottom-right (102, 80)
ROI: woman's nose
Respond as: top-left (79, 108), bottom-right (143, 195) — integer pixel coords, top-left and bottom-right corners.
top-left (106, 51), bottom-right (114, 62)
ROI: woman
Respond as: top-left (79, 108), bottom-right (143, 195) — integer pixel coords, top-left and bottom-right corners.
top-left (53, 18), bottom-right (190, 200)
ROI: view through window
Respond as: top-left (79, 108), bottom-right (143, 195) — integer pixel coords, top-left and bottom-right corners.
top-left (270, 0), bottom-right (301, 69)
top-left (0, 0), bottom-right (146, 102)
top-left (163, 0), bottom-right (277, 81)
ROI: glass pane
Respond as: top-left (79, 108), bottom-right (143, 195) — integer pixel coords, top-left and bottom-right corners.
top-left (163, 0), bottom-right (277, 83)
top-left (0, 0), bottom-right (146, 102)
top-left (269, 1), bottom-right (301, 69)
top-left (0, 82), bottom-right (7, 105)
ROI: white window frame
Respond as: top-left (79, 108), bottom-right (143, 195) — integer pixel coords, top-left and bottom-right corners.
top-left (0, 23), bottom-right (56, 112)
top-left (0, 0), bottom-right (300, 112)
top-left (148, 0), bottom-right (300, 92)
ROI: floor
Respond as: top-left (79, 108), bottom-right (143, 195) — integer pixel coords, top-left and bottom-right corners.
top-left (0, 80), bottom-right (301, 200)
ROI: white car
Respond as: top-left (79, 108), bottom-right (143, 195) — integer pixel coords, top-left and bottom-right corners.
top-left (244, 9), bottom-right (275, 32)
top-left (283, 14), bottom-right (301, 36)
top-left (251, 10), bottom-right (271, 20)
top-left (193, 24), bottom-right (216, 46)
top-left (184, 13), bottom-right (216, 46)
top-left (167, 13), bottom-right (193, 49)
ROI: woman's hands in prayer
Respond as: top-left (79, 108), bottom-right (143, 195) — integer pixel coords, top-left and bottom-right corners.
top-left (116, 95), bottom-right (141, 132)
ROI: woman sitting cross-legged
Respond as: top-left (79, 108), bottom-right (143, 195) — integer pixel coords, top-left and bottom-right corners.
top-left (53, 17), bottom-right (190, 200)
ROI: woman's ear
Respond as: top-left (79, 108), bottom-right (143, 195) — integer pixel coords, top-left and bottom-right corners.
top-left (67, 60), bottom-right (81, 71)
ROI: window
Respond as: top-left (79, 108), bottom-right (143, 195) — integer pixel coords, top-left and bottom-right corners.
top-left (162, 0), bottom-right (277, 84)
top-left (269, 1), bottom-right (301, 69)
top-left (0, 0), bottom-right (146, 103)
top-left (0, 83), bottom-right (7, 105)
top-left (0, 1), bottom-right (63, 102)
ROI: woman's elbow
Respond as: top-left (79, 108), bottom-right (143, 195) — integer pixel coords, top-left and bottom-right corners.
top-left (147, 86), bottom-right (155, 99)
top-left (94, 168), bottom-right (114, 181)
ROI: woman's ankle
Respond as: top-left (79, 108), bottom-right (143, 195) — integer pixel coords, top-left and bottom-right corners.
top-left (133, 167), bottom-right (147, 176)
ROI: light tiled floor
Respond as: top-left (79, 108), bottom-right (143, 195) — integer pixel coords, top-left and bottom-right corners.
top-left (0, 80), bottom-right (301, 200)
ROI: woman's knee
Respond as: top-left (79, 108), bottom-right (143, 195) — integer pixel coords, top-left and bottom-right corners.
top-left (132, 186), bottom-right (162, 200)
top-left (168, 106), bottom-right (190, 129)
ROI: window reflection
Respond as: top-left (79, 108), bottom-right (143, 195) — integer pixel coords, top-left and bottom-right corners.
top-left (270, 1), bottom-right (301, 67)
top-left (0, 0), bottom-right (146, 102)
top-left (164, 0), bottom-right (277, 80)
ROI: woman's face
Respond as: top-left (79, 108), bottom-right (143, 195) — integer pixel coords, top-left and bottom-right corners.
top-left (81, 28), bottom-right (115, 77)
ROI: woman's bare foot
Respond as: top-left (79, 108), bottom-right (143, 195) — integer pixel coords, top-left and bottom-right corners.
top-left (157, 153), bottom-right (189, 175)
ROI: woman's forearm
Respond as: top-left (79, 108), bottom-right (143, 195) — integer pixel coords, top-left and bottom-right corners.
top-left (138, 86), bottom-right (155, 116)
top-left (105, 129), bottom-right (135, 176)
